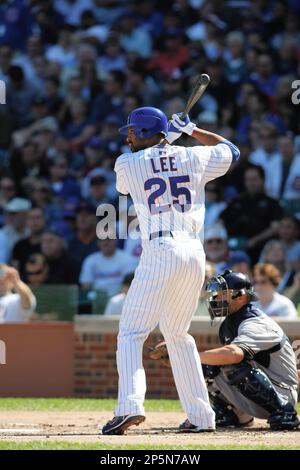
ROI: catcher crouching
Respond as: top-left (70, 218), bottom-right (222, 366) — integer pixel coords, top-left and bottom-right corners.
top-left (149, 270), bottom-right (299, 431)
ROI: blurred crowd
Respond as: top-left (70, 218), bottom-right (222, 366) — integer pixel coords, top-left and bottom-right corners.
top-left (0, 0), bottom-right (300, 319)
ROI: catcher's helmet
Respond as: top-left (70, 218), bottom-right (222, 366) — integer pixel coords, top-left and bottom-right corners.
top-left (205, 269), bottom-right (259, 321)
top-left (119, 106), bottom-right (168, 139)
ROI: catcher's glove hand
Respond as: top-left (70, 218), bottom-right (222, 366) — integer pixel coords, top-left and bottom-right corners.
top-left (148, 341), bottom-right (171, 368)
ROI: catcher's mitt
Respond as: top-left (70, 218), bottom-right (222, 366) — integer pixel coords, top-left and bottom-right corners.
top-left (148, 341), bottom-right (171, 368)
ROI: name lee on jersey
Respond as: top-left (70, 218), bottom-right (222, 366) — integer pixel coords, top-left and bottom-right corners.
top-left (150, 156), bottom-right (178, 173)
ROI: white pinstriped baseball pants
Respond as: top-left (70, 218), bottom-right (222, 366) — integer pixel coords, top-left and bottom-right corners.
top-left (114, 237), bottom-right (215, 429)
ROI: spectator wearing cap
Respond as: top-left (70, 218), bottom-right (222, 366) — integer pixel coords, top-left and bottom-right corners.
top-left (80, 235), bottom-right (138, 297)
top-left (253, 263), bottom-right (298, 319)
top-left (25, 253), bottom-right (50, 286)
top-left (0, 198), bottom-right (31, 261)
top-left (68, 201), bottom-right (98, 267)
top-left (104, 272), bottom-right (135, 316)
top-left (0, 264), bottom-right (36, 323)
top-left (41, 229), bottom-right (80, 284)
top-left (86, 175), bottom-right (111, 209)
top-left (197, 110), bottom-right (219, 134)
top-left (220, 164), bottom-right (283, 263)
top-left (12, 207), bottom-right (46, 277)
top-left (82, 137), bottom-right (107, 174)
top-left (226, 251), bottom-right (252, 277)
top-left (48, 154), bottom-right (81, 203)
top-left (100, 115), bottom-right (123, 155)
top-left (204, 224), bottom-right (230, 274)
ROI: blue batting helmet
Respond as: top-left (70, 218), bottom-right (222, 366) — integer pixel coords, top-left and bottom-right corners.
top-left (119, 107), bottom-right (168, 139)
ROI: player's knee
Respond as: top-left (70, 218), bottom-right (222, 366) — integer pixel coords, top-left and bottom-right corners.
top-left (118, 329), bottom-right (149, 344)
top-left (222, 361), bottom-right (252, 386)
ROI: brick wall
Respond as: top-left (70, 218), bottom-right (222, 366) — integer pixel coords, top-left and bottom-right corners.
top-left (74, 317), bottom-right (300, 398)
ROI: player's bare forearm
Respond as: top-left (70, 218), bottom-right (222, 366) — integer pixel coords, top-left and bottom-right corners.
top-left (200, 345), bottom-right (244, 366)
top-left (191, 127), bottom-right (226, 146)
top-left (14, 280), bottom-right (34, 310)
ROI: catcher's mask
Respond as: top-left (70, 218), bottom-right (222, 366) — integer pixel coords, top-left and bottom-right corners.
top-left (205, 270), bottom-right (259, 322)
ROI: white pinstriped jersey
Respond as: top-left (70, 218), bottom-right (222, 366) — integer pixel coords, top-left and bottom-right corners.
top-left (114, 143), bottom-right (232, 241)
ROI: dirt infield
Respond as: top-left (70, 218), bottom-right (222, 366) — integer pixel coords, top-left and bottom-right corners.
top-left (0, 410), bottom-right (299, 447)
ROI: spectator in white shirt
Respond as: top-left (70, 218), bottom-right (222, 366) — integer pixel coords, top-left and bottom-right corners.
top-left (249, 123), bottom-right (280, 198)
top-left (80, 237), bottom-right (138, 297)
top-left (104, 272), bottom-right (134, 316)
top-left (266, 135), bottom-right (300, 200)
top-left (0, 198), bottom-right (31, 262)
top-left (0, 264), bottom-right (36, 323)
top-left (253, 263), bottom-right (298, 319)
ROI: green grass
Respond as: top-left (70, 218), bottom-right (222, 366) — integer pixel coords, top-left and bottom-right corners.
top-left (0, 442), bottom-right (299, 450)
top-left (0, 398), bottom-right (182, 412)
top-left (0, 399), bottom-right (299, 450)
top-left (0, 397), bottom-right (298, 414)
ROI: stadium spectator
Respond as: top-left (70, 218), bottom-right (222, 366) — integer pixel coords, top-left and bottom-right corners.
top-left (68, 200), bottom-right (98, 267)
top-left (0, 264), bottom-right (36, 323)
top-left (79, 236), bottom-right (137, 297)
top-left (204, 181), bottom-right (226, 227)
top-left (12, 207), bottom-right (46, 276)
top-left (253, 263), bottom-right (298, 319)
top-left (0, 198), bottom-right (31, 255)
top-left (24, 253), bottom-right (50, 286)
top-left (220, 165), bottom-right (283, 262)
top-left (259, 239), bottom-right (295, 292)
top-left (225, 251), bottom-right (252, 277)
top-left (47, 154), bottom-right (81, 203)
top-left (204, 224), bottom-right (229, 274)
top-left (266, 135), bottom-right (300, 200)
top-left (104, 272), bottom-right (134, 316)
top-left (41, 229), bottom-right (79, 284)
top-left (0, 0), bottom-right (298, 301)
top-left (277, 215), bottom-right (300, 269)
top-left (0, 177), bottom-right (16, 225)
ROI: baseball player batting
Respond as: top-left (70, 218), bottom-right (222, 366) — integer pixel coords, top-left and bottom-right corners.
top-left (102, 105), bottom-right (240, 435)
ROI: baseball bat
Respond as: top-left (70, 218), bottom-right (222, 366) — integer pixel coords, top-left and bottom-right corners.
top-left (164, 73), bottom-right (210, 143)
top-left (181, 73), bottom-right (211, 119)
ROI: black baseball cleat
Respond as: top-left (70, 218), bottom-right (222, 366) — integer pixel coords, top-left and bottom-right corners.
top-left (268, 408), bottom-right (300, 431)
top-left (178, 419), bottom-right (216, 433)
top-left (102, 415), bottom-right (145, 435)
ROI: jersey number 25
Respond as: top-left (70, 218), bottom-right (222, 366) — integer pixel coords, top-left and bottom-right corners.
top-left (144, 175), bottom-right (191, 214)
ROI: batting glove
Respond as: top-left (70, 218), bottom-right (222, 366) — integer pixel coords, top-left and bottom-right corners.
top-left (166, 120), bottom-right (182, 144)
top-left (170, 113), bottom-right (196, 135)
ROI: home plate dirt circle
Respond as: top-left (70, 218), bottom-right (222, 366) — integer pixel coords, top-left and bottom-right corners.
top-left (0, 411), bottom-right (299, 447)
